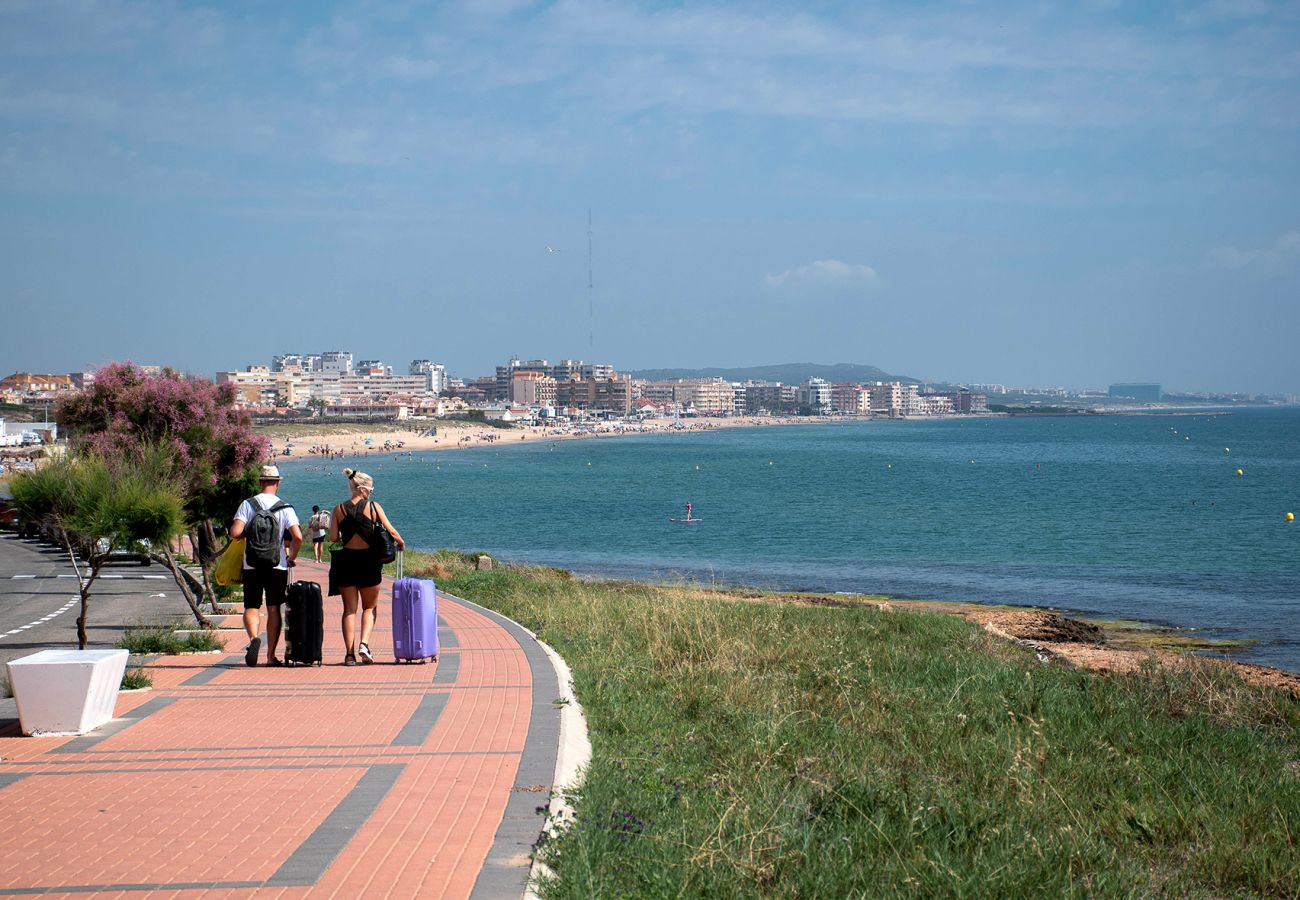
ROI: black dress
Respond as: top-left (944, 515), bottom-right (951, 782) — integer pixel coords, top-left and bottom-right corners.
top-left (327, 500), bottom-right (384, 595)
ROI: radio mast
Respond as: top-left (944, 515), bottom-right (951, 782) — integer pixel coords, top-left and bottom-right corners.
top-left (587, 209), bottom-right (594, 352)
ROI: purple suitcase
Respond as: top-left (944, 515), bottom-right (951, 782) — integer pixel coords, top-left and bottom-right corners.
top-left (392, 553), bottom-right (438, 664)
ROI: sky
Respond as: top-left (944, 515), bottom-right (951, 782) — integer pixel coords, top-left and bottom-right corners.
top-left (1, 0), bottom-right (1298, 394)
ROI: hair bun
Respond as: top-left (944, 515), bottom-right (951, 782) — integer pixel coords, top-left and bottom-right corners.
top-left (343, 468), bottom-right (356, 479)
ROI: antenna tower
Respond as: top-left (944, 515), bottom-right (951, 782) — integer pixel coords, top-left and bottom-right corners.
top-left (587, 209), bottom-right (594, 352)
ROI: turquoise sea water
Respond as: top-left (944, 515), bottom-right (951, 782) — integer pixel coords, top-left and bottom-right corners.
top-left (280, 408), bottom-right (1300, 670)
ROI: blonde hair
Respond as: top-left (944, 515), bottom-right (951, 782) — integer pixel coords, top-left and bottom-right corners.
top-left (343, 468), bottom-right (373, 492)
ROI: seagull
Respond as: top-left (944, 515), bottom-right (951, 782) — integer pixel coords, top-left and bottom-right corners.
top-left (546, 245), bottom-right (560, 253)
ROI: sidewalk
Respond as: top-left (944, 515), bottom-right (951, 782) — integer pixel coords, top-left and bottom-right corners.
top-left (0, 560), bottom-right (560, 898)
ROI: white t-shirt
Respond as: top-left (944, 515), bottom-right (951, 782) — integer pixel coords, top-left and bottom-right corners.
top-left (234, 494), bottom-right (301, 571)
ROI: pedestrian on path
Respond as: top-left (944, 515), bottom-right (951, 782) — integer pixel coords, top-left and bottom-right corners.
top-left (308, 504), bottom-right (331, 562)
top-left (328, 468), bottom-right (404, 665)
top-left (230, 464), bottom-right (303, 666)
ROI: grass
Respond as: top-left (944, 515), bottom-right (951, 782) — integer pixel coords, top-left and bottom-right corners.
top-left (120, 668), bottom-right (152, 690)
top-left (407, 550), bottom-right (1300, 898)
top-left (117, 624), bottom-right (224, 655)
top-left (0, 674), bottom-right (10, 699)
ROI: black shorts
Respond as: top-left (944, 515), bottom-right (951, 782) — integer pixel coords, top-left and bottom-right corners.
top-left (312, 535), bottom-right (326, 544)
top-left (243, 567), bottom-right (289, 609)
top-left (328, 547), bottom-right (383, 596)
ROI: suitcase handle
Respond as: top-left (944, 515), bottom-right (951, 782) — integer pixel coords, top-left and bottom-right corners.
top-left (396, 550), bottom-right (403, 580)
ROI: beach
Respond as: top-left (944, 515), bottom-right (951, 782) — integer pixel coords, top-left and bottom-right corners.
top-left (261, 414), bottom-right (809, 461)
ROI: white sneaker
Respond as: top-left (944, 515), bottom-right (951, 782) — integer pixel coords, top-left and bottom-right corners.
top-left (358, 643), bottom-right (374, 665)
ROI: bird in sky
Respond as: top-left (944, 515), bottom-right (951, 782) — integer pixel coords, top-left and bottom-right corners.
top-left (546, 245), bottom-right (560, 253)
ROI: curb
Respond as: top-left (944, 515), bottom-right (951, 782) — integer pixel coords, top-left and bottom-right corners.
top-left (526, 637), bottom-right (592, 900)
top-left (440, 592), bottom-right (591, 899)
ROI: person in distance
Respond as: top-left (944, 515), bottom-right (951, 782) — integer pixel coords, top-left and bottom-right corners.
top-left (328, 468), bottom-right (404, 665)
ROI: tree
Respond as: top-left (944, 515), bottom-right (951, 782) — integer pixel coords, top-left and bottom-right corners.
top-left (11, 449), bottom-right (187, 648)
top-left (56, 363), bottom-right (268, 612)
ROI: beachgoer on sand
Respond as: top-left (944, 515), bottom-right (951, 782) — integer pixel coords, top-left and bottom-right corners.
top-left (328, 468), bottom-right (405, 665)
top-left (230, 465), bottom-right (302, 667)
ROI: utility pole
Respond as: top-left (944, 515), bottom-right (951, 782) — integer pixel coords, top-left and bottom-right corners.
top-left (587, 209), bottom-right (594, 352)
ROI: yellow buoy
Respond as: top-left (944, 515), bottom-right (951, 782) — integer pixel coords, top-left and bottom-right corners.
top-left (1236, 469), bottom-right (1243, 476)
top-left (1286, 512), bottom-right (1295, 522)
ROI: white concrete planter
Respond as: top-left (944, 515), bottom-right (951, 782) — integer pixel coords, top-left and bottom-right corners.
top-left (6, 648), bottom-right (130, 736)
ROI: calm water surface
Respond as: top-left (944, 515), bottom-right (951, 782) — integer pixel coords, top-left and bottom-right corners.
top-left (281, 409), bottom-right (1300, 670)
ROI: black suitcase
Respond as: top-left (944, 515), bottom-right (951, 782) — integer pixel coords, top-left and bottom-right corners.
top-left (284, 580), bottom-right (324, 666)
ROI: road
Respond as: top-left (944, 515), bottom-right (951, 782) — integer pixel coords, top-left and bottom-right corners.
top-left (0, 533), bottom-right (198, 669)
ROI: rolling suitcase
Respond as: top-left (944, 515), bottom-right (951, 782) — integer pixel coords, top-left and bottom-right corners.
top-left (284, 579), bottom-right (324, 667)
top-left (392, 553), bottom-right (438, 664)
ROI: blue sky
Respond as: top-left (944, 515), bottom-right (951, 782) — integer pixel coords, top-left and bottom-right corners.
top-left (2, 0), bottom-right (1298, 392)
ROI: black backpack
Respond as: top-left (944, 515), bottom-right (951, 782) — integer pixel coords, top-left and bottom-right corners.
top-left (244, 496), bottom-right (292, 570)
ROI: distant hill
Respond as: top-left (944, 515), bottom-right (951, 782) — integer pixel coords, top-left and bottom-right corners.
top-left (626, 362), bottom-right (918, 384)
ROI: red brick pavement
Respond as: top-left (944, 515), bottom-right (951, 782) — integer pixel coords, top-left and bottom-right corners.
top-left (0, 560), bottom-right (542, 898)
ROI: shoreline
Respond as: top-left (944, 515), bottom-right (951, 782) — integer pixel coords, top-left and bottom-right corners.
top-left (259, 414), bottom-right (822, 462)
top-left (422, 550), bottom-right (1300, 696)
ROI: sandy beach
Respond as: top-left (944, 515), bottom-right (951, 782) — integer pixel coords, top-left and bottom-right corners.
top-left (260, 415), bottom-right (811, 462)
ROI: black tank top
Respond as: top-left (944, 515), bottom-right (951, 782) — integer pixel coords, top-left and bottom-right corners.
top-left (338, 499), bottom-right (376, 543)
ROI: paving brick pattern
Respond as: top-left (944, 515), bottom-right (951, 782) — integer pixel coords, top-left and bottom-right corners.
top-left (0, 560), bottom-right (546, 899)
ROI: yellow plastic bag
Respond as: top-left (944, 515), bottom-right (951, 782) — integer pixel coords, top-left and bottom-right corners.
top-left (214, 538), bottom-right (246, 587)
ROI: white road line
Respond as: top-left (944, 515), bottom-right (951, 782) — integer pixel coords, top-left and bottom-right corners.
top-left (11, 575), bottom-right (36, 579)
top-left (0, 599), bottom-right (79, 641)
top-left (142, 575), bottom-right (166, 580)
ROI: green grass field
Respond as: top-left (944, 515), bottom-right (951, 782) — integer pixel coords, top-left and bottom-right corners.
top-left (409, 550), bottom-right (1300, 897)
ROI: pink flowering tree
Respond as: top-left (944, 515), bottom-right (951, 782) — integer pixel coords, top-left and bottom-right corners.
top-left (56, 363), bottom-right (270, 618)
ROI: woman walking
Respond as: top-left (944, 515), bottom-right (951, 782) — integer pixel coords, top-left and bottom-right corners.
top-left (328, 468), bottom-right (404, 665)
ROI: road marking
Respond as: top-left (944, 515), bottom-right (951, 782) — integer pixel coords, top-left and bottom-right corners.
top-left (11, 575), bottom-right (35, 580)
top-left (0, 599), bottom-right (79, 641)
top-left (142, 575), bottom-right (166, 580)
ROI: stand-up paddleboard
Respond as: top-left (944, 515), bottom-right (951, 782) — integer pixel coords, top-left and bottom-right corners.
top-left (670, 502), bottom-right (701, 523)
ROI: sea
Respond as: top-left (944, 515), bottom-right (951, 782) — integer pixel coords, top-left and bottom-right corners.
top-left (279, 408), bottom-right (1300, 671)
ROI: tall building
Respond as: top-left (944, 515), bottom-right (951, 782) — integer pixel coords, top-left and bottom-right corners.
top-left (801, 378), bottom-right (832, 413)
top-left (551, 359), bottom-right (585, 382)
top-left (409, 360), bottom-right (447, 394)
top-left (581, 363), bottom-right (616, 381)
top-left (320, 351), bottom-right (353, 375)
top-left (509, 370), bottom-right (557, 407)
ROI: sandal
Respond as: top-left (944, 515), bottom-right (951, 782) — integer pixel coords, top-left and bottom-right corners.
top-left (344, 654), bottom-right (357, 666)
top-left (267, 657), bottom-right (284, 667)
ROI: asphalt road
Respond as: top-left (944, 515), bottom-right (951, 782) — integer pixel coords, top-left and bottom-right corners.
top-left (0, 533), bottom-right (196, 669)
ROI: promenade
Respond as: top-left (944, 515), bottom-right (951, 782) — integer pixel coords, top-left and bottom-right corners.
top-left (0, 559), bottom-right (560, 898)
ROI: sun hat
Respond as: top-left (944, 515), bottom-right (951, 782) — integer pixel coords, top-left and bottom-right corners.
top-left (259, 464), bottom-right (282, 480)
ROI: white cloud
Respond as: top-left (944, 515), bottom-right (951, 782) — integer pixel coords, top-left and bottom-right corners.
top-left (1209, 230), bottom-right (1300, 270)
top-left (765, 259), bottom-right (880, 290)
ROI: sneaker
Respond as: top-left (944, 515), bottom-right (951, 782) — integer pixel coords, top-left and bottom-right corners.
top-left (358, 643), bottom-right (374, 665)
top-left (344, 655), bottom-right (357, 667)
top-left (245, 637), bottom-right (262, 667)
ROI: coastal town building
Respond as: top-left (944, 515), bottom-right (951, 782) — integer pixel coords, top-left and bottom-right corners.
top-left (0, 373), bottom-right (78, 399)
top-left (832, 383), bottom-right (871, 414)
top-left (800, 378), bottom-right (833, 414)
top-left (409, 360), bottom-right (448, 394)
top-left (744, 382), bottom-right (799, 413)
top-left (556, 376), bottom-right (635, 414)
top-left (509, 370), bottom-right (558, 407)
top-left (320, 351), bottom-right (353, 375)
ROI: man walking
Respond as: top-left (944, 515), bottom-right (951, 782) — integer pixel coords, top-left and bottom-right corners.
top-left (230, 465), bottom-right (302, 666)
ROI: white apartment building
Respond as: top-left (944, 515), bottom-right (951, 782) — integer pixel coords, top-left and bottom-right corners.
top-left (320, 351), bottom-right (353, 375)
top-left (409, 360), bottom-right (447, 394)
top-left (581, 363), bottom-right (616, 381)
top-left (801, 378), bottom-right (833, 413)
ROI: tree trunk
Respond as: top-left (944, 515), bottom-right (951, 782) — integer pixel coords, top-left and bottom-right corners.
top-left (59, 531), bottom-right (95, 650)
top-left (155, 548), bottom-right (212, 629)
